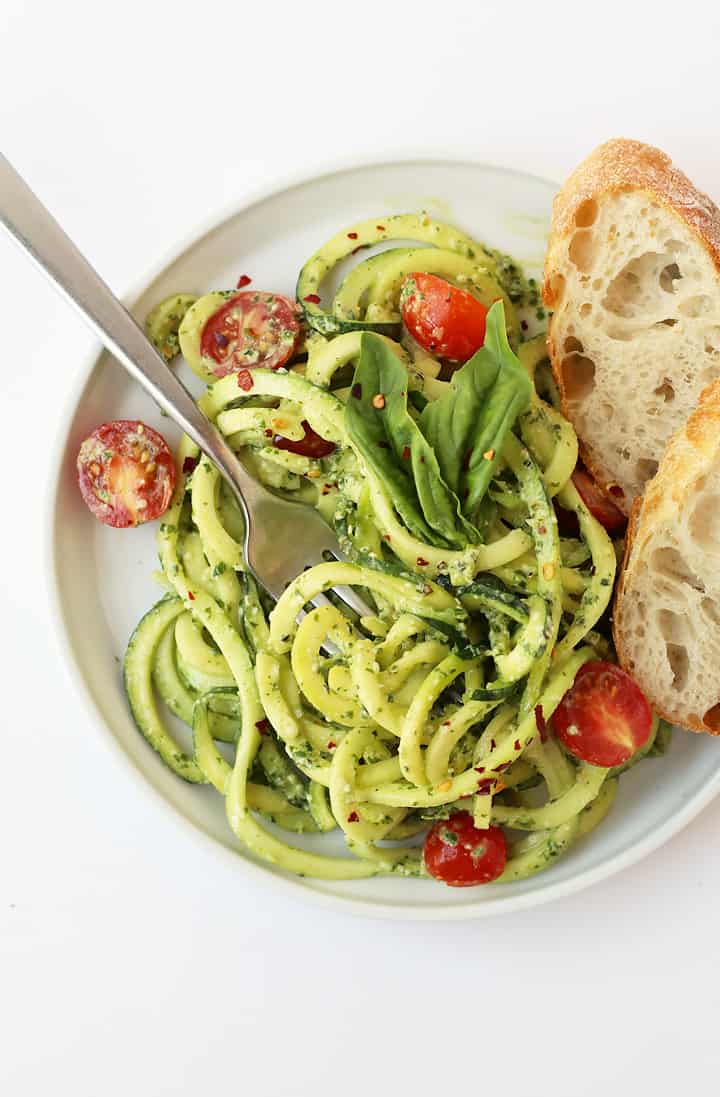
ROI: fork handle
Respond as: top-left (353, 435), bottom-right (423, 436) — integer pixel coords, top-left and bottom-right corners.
top-left (0, 152), bottom-right (268, 519)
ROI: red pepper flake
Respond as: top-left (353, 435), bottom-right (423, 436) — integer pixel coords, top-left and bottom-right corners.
top-left (236, 274), bottom-right (252, 289)
top-left (255, 718), bottom-right (270, 735)
top-left (347, 231), bottom-right (358, 240)
top-left (521, 319), bottom-right (529, 332)
top-left (421, 584), bottom-right (433, 595)
top-left (376, 224), bottom-right (386, 231)
top-left (474, 766), bottom-right (486, 774)
top-left (383, 533), bottom-right (392, 542)
top-left (493, 762), bottom-right (511, 773)
top-left (182, 455), bottom-right (199, 475)
top-left (514, 739), bottom-right (521, 752)
top-left (442, 720), bottom-right (452, 727)
top-left (401, 445), bottom-right (411, 460)
top-left (372, 393), bottom-right (386, 409)
top-left (538, 524), bottom-right (547, 535)
top-left (303, 293), bottom-right (321, 304)
top-left (347, 810), bottom-right (359, 823)
top-left (351, 382), bottom-right (362, 399)
top-left (187, 591), bottom-right (195, 601)
top-left (327, 740), bottom-right (337, 750)
top-left (476, 778), bottom-right (495, 795)
top-left (490, 739), bottom-right (496, 751)
top-left (237, 369), bottom-right (253, 391)
top-left (535, 705), bottom-right (548, 742)
top-left (416, 556), bottom-right (429, 567)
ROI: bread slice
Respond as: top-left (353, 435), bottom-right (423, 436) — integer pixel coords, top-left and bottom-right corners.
top-left (543, 138), bottom-right (720, 515)
top-left (614, 378), bottom-right (720, 733)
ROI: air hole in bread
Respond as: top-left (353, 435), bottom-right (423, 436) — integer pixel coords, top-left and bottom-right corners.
top-left (560, 353), bottom-right (595, 403)
top-left (666, 643), bottom-right (689, 690)
top-left (636, 458), bottom-right (659, 481)
top-left (603, 253), bottom-right (681, 318)
top-left (659, 263), bottom-right (682, 293)
top-left (606, 327), bottom-right (635, 341)
top-left (658, 608), bottom-right (687, 644)
top-left (568, 231), bottom-right (596, 273)
top-left (656, 319), bottom-right (678, 328)
top-left (679, 295), bottom-right (712, 318)
top-left (563, 336), bottom-right (584, 353)
top-left (664, 239), bottom-right (688, 255)
top-left (592, 279), bottom-right (603, 291)
top-left (701, 598), bottom-right (720, 626)
top-left (702, 703), bottom-right (720, 733)
top-left (651, 546), bottom-right (705, 591)
top-left (704, 327), bottom-right (720, 353)
top-left (599, 402), bottom-right (614, 421)
top-left (653, 379), bottom-right (675, 402)
top-left (574, 199), bottom-right (599, 228)
top-left (689, 494), bottom-right (720, 554)
top-left (580, 303), bottom-right (592, 317)
top-left (546, 272), bottom-right (565, 308)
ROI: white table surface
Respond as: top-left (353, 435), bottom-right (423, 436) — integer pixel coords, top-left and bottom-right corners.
top-left (3, 1), bottom-right (720, 1093)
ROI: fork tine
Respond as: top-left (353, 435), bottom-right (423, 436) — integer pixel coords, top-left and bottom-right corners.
top-left (326, 585), bottom-right (376, 619)
top-left (318, 548), bottom-right (377, 619)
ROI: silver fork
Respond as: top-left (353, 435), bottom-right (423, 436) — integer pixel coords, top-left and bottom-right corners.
top-left (0, 154), bottom-right (373, 621)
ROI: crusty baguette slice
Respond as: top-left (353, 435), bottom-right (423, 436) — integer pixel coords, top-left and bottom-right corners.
top-left (614, 377), bottom-right (720, 733)
top-left (543, 138), bottom-right (720, 515)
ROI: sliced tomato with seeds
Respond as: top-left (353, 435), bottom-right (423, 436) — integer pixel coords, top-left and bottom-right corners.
top-left (552, 661), bottom-right (652, 767)
top-left (200, 291), bottom-right (301, 377)
top-left (273, 420), bottom-right (336, 458)
top-left (77, 420), bottom-right (176, 528)
top-left (400, 273), bottom-right (488, 362)
top-left (423, 812), bottom-right (507, 886)
top-left (572, 468), bottom-right (626, 534)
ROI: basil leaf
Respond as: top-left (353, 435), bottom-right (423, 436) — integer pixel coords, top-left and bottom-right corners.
top-left (420, 300), bottom-right (533, 520)
top-left (345, 334), bottom-right (478, 548)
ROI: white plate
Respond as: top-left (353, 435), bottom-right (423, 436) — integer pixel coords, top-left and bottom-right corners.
top-left (49, 158), bottom-right (720, 919)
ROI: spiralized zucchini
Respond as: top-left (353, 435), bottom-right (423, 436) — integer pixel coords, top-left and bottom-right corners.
top-left (125, 213), bottom-right (664, 887)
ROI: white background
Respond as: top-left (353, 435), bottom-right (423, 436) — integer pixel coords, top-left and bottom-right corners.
top-left (3, 1), bottom-right (720, 1093)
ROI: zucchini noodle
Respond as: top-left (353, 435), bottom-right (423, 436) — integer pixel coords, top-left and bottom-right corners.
top-left (124, 212), bottom-right (667, 887)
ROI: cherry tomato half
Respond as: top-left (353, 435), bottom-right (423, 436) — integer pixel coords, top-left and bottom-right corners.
top-left (200, 291), bottom-right (301, 377)
top-left (423, 813), bottom-right (507, 886)
top-left (552, 661), bottom-right (652, 768)
top-left (572, 468), bottom-right (626, 535)
top-left (400, 273), bottom-right (488, 362)
top-left (273, 420), bottom-right (336, 458)
top-left (77, 420), bottom-right (176, 528)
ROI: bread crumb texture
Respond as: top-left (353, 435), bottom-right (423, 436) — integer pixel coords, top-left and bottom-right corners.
top-left (543, 138), bottom-right (720, 513)
top-left (614, 378), bottom-right (720, 733)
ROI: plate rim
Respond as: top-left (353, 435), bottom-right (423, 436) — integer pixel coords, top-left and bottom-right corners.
top-left (45, 152), bottom-right (720, 920)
